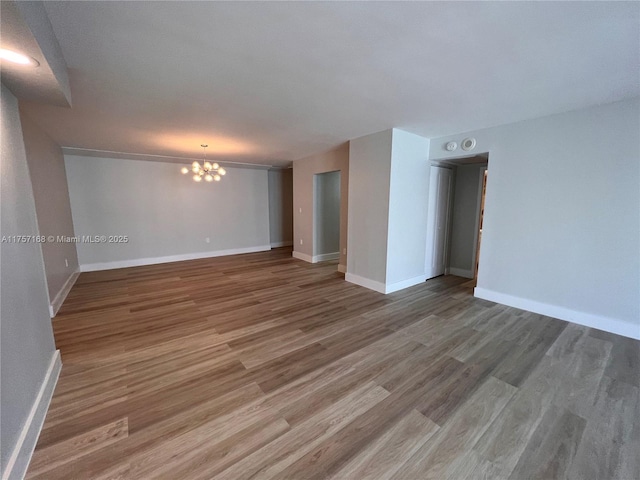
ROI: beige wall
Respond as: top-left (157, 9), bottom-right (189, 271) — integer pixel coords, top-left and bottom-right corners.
top-left (292, 144), bottom-right (349, 268)
top-left (20, 110), bottom-right (79, 303)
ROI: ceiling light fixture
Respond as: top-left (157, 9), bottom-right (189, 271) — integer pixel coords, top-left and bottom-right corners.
top-left (181, 144), bottom-right (226, 182)
top-left (0, 48), bottom-right (39, 67)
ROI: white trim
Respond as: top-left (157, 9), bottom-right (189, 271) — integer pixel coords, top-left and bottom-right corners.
top-left (292, 251), bottom-right (314, 263)
top-left (448, 267), bottom-right (474, 279)
top-left (62, 147), bottom-right (273, 169)
top-left (312, 252), bottom-right (340, 263)
top-left (345, 273), bottom-right (386, 294)
top-left (444, 168), bottom-right (454, 273)
top-left (49, 270), bottom-right (80, 318)
top-left (337, 264), bottom-right (346, 273)
top-left (385, 274), bottom-right (428, 294)
top-left (346, 272), bottom-right (428, 294)
top-left (270, 241), bottom-right (293, 248)
top-left (474, 287), bottom-right (640, 341)
top-left (80, 245), bottom-right (271, 272)
top-left (2, 350), bottom-right (61, 480)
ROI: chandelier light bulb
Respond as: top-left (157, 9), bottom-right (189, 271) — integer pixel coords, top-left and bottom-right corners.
top-left (181, 145), bottom-right (226, 183)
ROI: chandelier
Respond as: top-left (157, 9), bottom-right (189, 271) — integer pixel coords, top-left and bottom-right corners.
top-left (181, 144), bottom-right (226, 182)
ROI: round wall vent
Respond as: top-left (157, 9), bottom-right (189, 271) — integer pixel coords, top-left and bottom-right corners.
top-left (461, 138), bottom-right (476, 151)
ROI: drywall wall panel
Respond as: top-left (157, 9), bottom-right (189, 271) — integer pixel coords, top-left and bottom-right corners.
top-left (292, 144), bottom-right (349, 267)
top-left (347, 130), bottom-right (393, 284)
top-left (386, 129), bottom-right (431, 286)
top-left (430, 98), bottom-right (640, 337)
top-left (1, 84), bottom-right (57, 473)
top-left (449, 164), bottom-right (485, 275)
top-left (268, 169), bottom-right (293, 247)
top-left (313, 171), bottom-right (341, 256)
top-left (20, 110), bottom-right (79, 302)
top-left (65, 155), bottom-right (270, 267)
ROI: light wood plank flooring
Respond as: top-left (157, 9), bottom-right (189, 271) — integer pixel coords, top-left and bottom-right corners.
top-left (27, 248), bottom-right (640, 479)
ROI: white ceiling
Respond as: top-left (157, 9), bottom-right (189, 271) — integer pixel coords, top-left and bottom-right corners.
top-left (18, 1), bottom-right (640, 167)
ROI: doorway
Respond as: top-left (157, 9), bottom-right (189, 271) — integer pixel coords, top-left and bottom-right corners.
top-left (425, 155), bottom-right (488, 282)
top-left (313, 171), bottom-right (341, 265)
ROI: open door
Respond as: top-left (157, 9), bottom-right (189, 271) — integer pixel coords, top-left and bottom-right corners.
top-left (425, 166), bottom-right (452, 279)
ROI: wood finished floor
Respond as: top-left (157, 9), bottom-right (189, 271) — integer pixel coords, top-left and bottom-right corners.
top-left (27, 248), bottom-right (639, 480)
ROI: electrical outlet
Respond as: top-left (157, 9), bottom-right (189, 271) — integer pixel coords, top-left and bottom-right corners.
top-left (205, 237), bottom-right (210, 243)
top-left (299, 239), bottom-right (303, 245)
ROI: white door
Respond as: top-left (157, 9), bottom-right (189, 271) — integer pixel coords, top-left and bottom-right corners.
top-left (425, 166), bottom-right (452, 279)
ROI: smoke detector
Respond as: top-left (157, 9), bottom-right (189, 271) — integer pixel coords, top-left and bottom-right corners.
top-left (461, 138), bottom-right (477, 151)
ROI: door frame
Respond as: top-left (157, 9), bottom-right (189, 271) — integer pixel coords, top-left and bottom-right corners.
top-left (471, 166), bottom-right (487, 278)
top-left (312, 170), bottom-right (341, 263)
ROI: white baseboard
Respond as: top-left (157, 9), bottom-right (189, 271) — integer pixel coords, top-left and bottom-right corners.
top-left (270, 241), bottom-right (293, 248)
top-left (345, 273), bottom-right (386, 294)
top-left (474, 287), bottom-right (640, 341)
top-left (2, 350), bottom-right (61, 480)
top-left (292, 251), bottom-right (340, 264)
top-left (385, 274), bottom-right (428, 294)
top-left (292, 251), bottom-right (314, 263)
top-left (337, 264), bottom-right (346, 273)
top-left (49, 270), bottom-right (80, 318)
top-left (80, 245), bottom-right (272, 272)
top-left (449, 267), bottom-right (474, 279)
top-left (346, 273), bottom-right (427, 294)
top-left (312, 252), bottom-right (340, 263)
